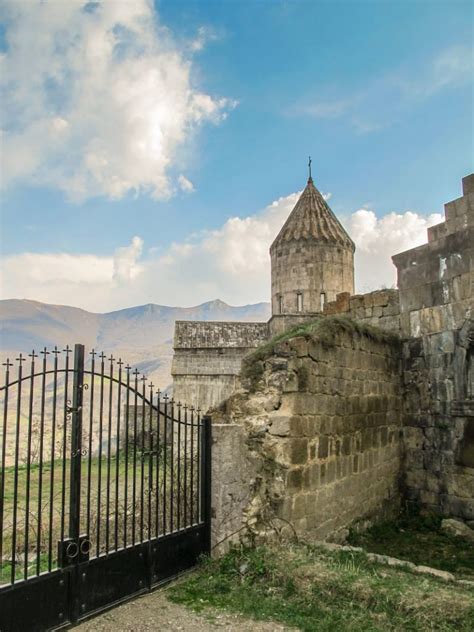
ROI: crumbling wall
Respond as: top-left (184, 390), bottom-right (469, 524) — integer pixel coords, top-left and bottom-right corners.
top-left (392, 174), bottom-right (474, 519)
top-left (323, 289), bottom-right (401, 333)
top-left (210, 319), bottom-right (403, 549)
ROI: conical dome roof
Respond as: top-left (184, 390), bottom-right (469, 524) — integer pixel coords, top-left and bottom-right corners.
top-left (270, 177), bottom-right (355, 252)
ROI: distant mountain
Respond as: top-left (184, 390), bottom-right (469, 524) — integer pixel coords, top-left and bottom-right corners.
top-left (0, 298), bottom-right (271, 389)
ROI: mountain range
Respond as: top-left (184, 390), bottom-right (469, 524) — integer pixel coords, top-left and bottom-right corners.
top-left (0, 298), bottom-right (271, 390)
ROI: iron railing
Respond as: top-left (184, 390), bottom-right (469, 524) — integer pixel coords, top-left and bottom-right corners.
top-left (0, 343), bottom-right (207, 589)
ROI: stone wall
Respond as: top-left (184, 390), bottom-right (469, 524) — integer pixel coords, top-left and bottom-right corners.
top-left (392, 174), bottom-right (474, 519)
top-left (174, 321), bottom-right (269, 349)
top-left (210, 320), bottom-right (403, 549)
top-left (323, 289), bottom-right (401, 333)
top-left (172, 321), bottom-right (269, 412)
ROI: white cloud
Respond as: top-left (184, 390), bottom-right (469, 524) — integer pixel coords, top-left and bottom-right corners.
top-left (113, 236), bottom-right (144, 283)
top-left (346, 209), bottom-right (443, 292)
top-left (294, 45), bottom-right (472, 133)
top-left (0, 0), bottom-right (235, 200)
top-left (178, 175), bottom-right (195, 193)
top-left (0, 189), bottom-right (443, 311)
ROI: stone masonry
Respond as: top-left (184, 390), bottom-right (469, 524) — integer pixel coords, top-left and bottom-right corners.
top-left (392, 174), bottom-right (474, 519)
top-left (172, 321), bottom-right (268, 412)
top-left (210, 321), bottom-right (402, 550)
top-left (323, 288), bottom-right (401, 332)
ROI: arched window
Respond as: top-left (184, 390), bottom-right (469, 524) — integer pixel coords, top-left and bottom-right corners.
top-left (320, 292), bottom-right (326, 311)
top-left (278, 295), bottom-right (283, 314)
top-left (297, 292), bottom-right (303, 313)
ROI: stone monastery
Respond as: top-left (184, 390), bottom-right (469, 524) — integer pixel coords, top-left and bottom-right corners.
top-left (172, 171), bottom-right (473, 547)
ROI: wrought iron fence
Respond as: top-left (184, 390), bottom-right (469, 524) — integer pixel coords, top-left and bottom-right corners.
top-left (0, 344), bottom-right (207, 588)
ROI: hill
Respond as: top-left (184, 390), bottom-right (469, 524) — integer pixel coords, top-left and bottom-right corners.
top-left (0, 298), bottom-right (271, 390)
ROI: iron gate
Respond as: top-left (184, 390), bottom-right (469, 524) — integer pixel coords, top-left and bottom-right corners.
top-left (0, 344), bottom-right (211, 632)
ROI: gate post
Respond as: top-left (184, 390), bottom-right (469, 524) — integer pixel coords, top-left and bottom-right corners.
top-left (69, 344), bottom-right (85, 544)
top-left (201, 415), bottom-right (212, 554)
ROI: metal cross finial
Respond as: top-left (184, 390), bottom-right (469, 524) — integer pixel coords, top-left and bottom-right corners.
top-left (308, 156), bottom-right (312, 181)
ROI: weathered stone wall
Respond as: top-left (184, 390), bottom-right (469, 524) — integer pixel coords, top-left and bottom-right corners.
top-left (174, 321), bottom-right (269, 349)
top-left (211, 321), bottom-right (403, 548)
top-left (172, 321), bottom-right (269, 411)
top-left (392, 174), bottom-right (474, 519)
top-left (323, 289), bottom-right (401, 333)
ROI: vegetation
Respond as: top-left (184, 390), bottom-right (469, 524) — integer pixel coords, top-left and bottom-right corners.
top-left (241, 315), bottom-right (400, 386)
top-left (1, 450), bottom-right (199, 583)
top-left (348, 513), bottom-right (474, 580)
top-left (169, 543), bottom-right (474, 632)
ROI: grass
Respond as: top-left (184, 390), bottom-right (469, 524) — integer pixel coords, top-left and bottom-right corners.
top-left (241, 316), bottom-right (400, 387)
top-left (347, 513), bottom-right (474, 580)
top-left (0, 554), bottom-right (50, 584)
top-left (168, 543), bottom-right (474, 631)
top-left (2, 456), bottom-right (136, 511)
top-left (1, 450), bottom-right (198, 583)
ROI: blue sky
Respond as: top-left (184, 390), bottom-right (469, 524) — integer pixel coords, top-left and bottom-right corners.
top-left (0, 0), bottom-right (472, 310)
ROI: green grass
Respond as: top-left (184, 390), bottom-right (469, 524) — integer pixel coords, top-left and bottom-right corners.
top-left (347, 513), bottom-right (474, 580)
top-left (168, 543), bottom-right (474, 631)
top-left (241, 316), bottom-right (400, 388)
top-left (1, 451), bottom-right (187, 581)
top-left (0, 554), bottom-right (50, 585)
top-left (2, 455), bottom-right (138, 511)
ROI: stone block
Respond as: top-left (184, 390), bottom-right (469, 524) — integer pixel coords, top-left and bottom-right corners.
top-left (268, 415), bottom-right (291, 437)
top-left (327, 460), bottom-right (336, 484)
top-left (318, 435), bottom-right (329, 459)
top-left (287, 467), bottom-right (303, 490)
top-left (291, 438), bottom-right (309, 464)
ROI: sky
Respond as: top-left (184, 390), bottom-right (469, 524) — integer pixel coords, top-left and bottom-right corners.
top-left (0, 0), bottom-right (472, 312)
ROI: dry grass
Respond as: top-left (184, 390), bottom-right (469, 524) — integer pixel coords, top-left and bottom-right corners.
top-left (169, 542), bottom-right (474, 631)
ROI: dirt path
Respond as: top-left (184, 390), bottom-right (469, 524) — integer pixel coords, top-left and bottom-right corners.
top-left (74, 586), bottom-right (292, 631)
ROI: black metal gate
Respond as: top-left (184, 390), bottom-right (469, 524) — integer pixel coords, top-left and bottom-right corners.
top-left (0, 344), bottom-right (211, 632)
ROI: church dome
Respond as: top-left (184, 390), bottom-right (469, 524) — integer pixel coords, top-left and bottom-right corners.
top-left (270, 177), bottom-right (354, 253)
top-left (270, 166), bottom-right (355, 316)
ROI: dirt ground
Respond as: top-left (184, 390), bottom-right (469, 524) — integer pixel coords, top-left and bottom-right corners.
top-left (74, 585), bottom-right (291, 632)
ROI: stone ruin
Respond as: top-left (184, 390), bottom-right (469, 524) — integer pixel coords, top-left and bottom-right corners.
top-left (172, 172), bottom-right (474, 550)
